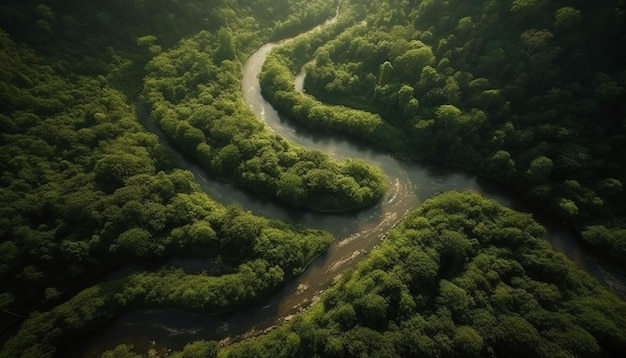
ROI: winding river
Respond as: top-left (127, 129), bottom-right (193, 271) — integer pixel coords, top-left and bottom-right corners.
top-left (65, 13), bottom-right (625, 358)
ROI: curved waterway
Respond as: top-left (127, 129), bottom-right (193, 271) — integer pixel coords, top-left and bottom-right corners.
top-left (65, 15), bottom-right (625, 358)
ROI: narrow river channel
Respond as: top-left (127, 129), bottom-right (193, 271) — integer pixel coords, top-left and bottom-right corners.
top-left (64, 12), bottom-right (626, 358)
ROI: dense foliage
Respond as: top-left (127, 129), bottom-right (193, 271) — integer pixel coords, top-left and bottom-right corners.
top-left (260, 0), bottom-right (626, 265)
top-left (0, 0), bottom-right (340, 96)
top-left (0, 19), bottom-right (336, 356)
top-left (2, 0), bottom-right (625, 357)
top-left (222, 191), bottom-right (626, 358)
top-left (0, 0), bottom-right (359, 356)
top-left (258, 12), bottom-right (409, 153)
top-left (141, 27), bottom-right (387, 212)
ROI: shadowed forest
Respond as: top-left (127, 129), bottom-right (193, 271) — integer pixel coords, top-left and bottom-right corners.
top-left (1, 0), bottom-right (625, 357)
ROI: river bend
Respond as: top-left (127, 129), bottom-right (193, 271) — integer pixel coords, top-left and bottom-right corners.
top-left (66, 13), bottom-right (625, 357)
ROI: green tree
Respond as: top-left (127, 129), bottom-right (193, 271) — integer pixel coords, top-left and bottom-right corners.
top-left (277, 172), bottom-right (305, 203)
top-left (493, 314), bottom-right (542, 357)
top-left (101, 344), bottom-right (141, 358)
top-left (483, 150), bottom-right (516, 181)
top-left (94, 152), bottom-right (155, 191)
top-left (379, 61), bottom-right (394, 85)
top-left (453, 326), bottom-right (484, 357)
top-left (554, 7), bottom-right (581, 30)
top-left (354, 293), bottom-right (389, 328)
top-left (525, 155), bottom-right (553, 184)
top-left (581, 225), bottom-right (626, 263)
top-left (211, 144), bottom-right (242, 176)
top-left (520, 29), bottom-right (554, 56)
top-left (436, 280), bottom-right (473, 317)
top-left (111, 228), bottom-right (153, 257)
top-left (177, 340), bottom-right (218, 358)
top-left (216, 28), bottom-right (237, 63)
top-left (394, 46), bottom-right (436, 83)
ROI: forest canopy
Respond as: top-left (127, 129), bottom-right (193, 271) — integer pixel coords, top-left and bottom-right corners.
top-left (0, 0), bottom-right (350, 356)
top-left (222, 191), bottom-right (626, 358)
top-left (259, 0), bottom-right (626, 266)
top-left (140, 28), bottom-right (387, 212)
top-left (1, 0), bottom-right (625, 357)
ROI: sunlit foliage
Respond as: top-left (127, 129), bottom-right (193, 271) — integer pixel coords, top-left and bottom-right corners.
top-left (223, 191), bottom-right (626, 358)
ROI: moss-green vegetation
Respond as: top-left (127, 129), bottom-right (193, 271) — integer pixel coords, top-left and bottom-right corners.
top-left (2, 0), bottom-right (625, 357)
top-left (259, 0), bottom-right (626, 265)
top-left (221, 191), bottom-right (626, 358)
top-left (0, 16), bottom-right (335, 355)
top-left (141, 27), bottom-right (387, 212)
top-left (259, 25), bottom-right (409, 153)
top-left (0, 0), bottom-right (355, 356)
top-left (0, 0), bottom-right (372, 219)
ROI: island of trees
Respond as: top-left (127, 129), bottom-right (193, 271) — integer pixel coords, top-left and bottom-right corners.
top-left (1, 0), bottom-right (625, 357)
